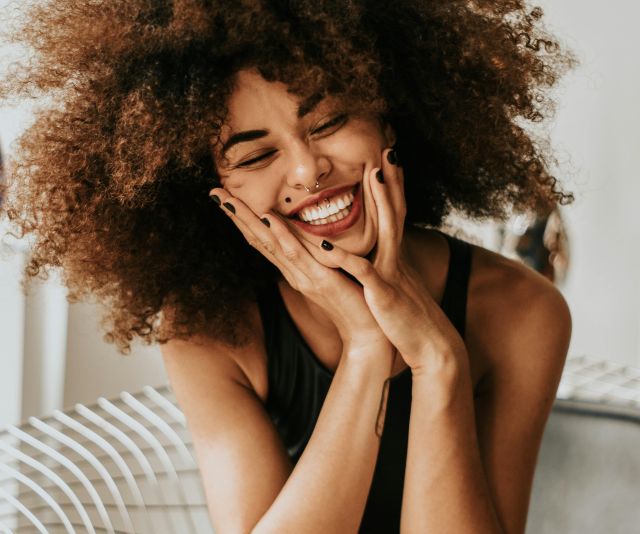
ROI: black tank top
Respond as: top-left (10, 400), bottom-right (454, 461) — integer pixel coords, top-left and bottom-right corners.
top-left (255, 230), bottom-right (473, 533)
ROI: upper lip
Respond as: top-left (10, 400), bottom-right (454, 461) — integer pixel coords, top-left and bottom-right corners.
top-left (286, 184), bottom-right (357, 218)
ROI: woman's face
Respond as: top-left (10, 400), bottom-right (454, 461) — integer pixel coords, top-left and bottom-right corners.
top-left (214, 69), bottom-right (395, 257)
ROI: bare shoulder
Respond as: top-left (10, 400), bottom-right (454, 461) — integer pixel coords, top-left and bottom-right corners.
top-left (460, 241), bottom-right (572, 534)
top-left (159, 304), bottom-right (291, 533)
top-left (387, 225), bottom-right (571, 395)
top-left (464, 240), bottom-right (572, 394)
top-left (160, 300), bottom-right (269, 403)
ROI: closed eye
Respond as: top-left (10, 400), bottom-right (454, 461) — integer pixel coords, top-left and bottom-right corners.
top-left (235, 150), bottom-right (278, 168)
top-left (234, 114), bottom-right (348, 169)
top-left (312, 113), bottom-right (348, 135)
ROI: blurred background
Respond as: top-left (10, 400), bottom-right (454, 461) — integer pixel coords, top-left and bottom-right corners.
top-left (1, 0), bottom-right (639, 428)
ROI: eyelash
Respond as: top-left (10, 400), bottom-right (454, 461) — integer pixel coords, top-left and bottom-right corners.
top-left (235, 114), bottom-right (348, 168)
top-left (314, 113), bottom-right (348, 134)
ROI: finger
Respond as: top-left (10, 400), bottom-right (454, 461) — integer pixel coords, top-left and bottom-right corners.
top-left (323, 241), bottom-right (393, 299)
top-left (381, 146), bottom-right (407, 236)
top-left (334, 243), bottom-right (433, 357)
top-left (209, 188), bottom-right (265, 249)
top-left (209, 188), bottom-right (297, 283)
top-left (263, 217), bottom-right (394, 335)
top-left (297, 236), bottom-right (344, 270)
top-left (336, 250), bottom-right (398, 309)
top-left (383, 146), bottom-right (406, 211)
top-left (369, 162), bottom-right (401, 278)
top-left (260, 211), bottom-right (343, 289)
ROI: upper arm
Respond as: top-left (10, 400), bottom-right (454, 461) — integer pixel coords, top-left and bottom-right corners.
top-left (469, 259), bottom-right (572, 534)
top-left (161, 331), bottom-right (293, 534)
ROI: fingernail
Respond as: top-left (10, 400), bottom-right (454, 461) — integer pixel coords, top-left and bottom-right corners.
top-left (223, 201), bottom-right (235, 214)
top-left (261, 217), bottom-right (270, 227)
top-left (376, 169), bottom-right (385, 184)
top-left (387, 149), bottom-right (398, 166)
top-left (321, 240), bottom-right (334, 251)
top-left (210, 194), bottom-right (221, 206)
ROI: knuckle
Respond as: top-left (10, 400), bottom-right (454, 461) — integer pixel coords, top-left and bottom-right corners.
top-left (262, 240), bottom-right (277, 255)
top-left (314, 278), bottom-right (333, 295)
top-left (292, 273), bottom-right (316, 295)
top-left (285, 276), bottom-right (301, 292)
top-left (376, 263), bottom-right (392, 280)
top-left (356, 258), bottom-right (375, 277)
top-left (282, 246), bottom-right (300, 262)
top-left (378, 284), bottom-right (397, 306)
top-left (298, 281), bottom-right (315, 295)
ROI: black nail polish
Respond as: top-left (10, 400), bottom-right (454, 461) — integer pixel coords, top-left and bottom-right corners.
top-left (261, 217), bottom-right (270, 227)
top-left (387, 149), bottom-right (398, 166)
top-left (223, 201), bottom-right (235, 214)
top-left (210, 194), bottom-right (221, 205)
top-left (321, 240), bottom-right (334, 251)
top-left (376, 169), bottom-right (385, 184)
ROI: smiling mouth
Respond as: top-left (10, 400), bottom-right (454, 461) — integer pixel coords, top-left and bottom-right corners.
top-left (290, 183), bottom-right (362, 237)
top-left (292, 184), bottom-right (357, 226)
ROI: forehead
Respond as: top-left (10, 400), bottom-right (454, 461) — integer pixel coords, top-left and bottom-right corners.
top-left (226, 70), bottom-right (295, 125)
top-left (223, 69), bottom-right (332, 133)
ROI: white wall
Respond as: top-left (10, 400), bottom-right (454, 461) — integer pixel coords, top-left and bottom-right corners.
top-left (536, 0), bottom-right (640, 366)
top-left (63, 301), bottom-right (165, 408)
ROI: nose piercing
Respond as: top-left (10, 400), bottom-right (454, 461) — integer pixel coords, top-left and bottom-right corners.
top-left (303, 179), bottom-right (320, 193)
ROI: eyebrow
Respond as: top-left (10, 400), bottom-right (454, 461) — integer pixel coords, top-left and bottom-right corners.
top-left (221, 92), bottom-right (324, 157)
top-left (297, 92), bottom-right (324, 119)
top-left (221, 129), bottom-right (269, 157)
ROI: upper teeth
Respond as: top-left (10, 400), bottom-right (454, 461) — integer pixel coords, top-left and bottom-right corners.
top-left (298, 189), bottom-right (355, 222)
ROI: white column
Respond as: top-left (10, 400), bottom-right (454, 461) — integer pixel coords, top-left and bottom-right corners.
top-left (20, 270), bottom-right (69, 419)
top-left (0, 230), bottom-right (26, 427)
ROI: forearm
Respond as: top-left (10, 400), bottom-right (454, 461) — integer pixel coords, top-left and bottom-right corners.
top-left (400, 363), bottom-right (504, 534)
top-left (252, 344), bottom-right (395, 534)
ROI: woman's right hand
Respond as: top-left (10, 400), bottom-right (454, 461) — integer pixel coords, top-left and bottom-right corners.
top-left (209, 169), bottom-right (391, 357)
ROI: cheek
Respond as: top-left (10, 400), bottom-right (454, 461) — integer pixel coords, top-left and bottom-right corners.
top-left (223, 181), bottom-right (279, 217)
top-left (324, 122), bottom-right (387, 163)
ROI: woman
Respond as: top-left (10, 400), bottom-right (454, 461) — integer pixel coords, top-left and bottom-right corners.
top-left (0, 1), bottom-right (575, 532)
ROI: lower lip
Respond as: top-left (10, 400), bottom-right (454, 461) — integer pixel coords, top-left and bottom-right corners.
top-left (290, 183), bottom-right (362, 238)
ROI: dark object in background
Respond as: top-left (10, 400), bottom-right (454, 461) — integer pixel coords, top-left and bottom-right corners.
top-left (498, 207), bottom-right (571, 286)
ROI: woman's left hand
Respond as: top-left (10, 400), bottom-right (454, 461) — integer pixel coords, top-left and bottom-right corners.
top-left (331, 147), bottom-right (469, 378)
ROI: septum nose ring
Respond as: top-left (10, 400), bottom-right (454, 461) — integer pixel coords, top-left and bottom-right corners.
top-left (303, 180), bottom-right (321, 193)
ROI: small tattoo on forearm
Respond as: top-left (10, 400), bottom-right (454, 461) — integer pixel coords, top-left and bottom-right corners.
top-left (375, 378), bottom-right (391, 438)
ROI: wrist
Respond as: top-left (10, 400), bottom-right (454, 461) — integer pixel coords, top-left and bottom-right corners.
top-left (410, 352), bottom-right (471, 401)
top-left (341, 328), bottom-right (392, 355)
top-left (342, 337), bottom-right (395, 371)
top-left (410, 347), bottom-right (463, 381)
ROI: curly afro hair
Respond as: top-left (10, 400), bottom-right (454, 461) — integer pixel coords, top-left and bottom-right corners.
top-left (0, 0), bottom-right (576, 354)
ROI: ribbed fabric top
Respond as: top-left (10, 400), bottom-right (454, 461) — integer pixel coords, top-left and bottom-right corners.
top-left (255, 230), bottom-right (472, 533)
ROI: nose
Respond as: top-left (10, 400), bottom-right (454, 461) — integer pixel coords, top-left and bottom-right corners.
top-left (285, 140), bottom-right (331, 191)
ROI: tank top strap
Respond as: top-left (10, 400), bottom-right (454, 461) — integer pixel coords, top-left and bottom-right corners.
top-left (434, 229), bottom-right (472, 338)
top-left (256, 281), bottom-right (280, 349)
